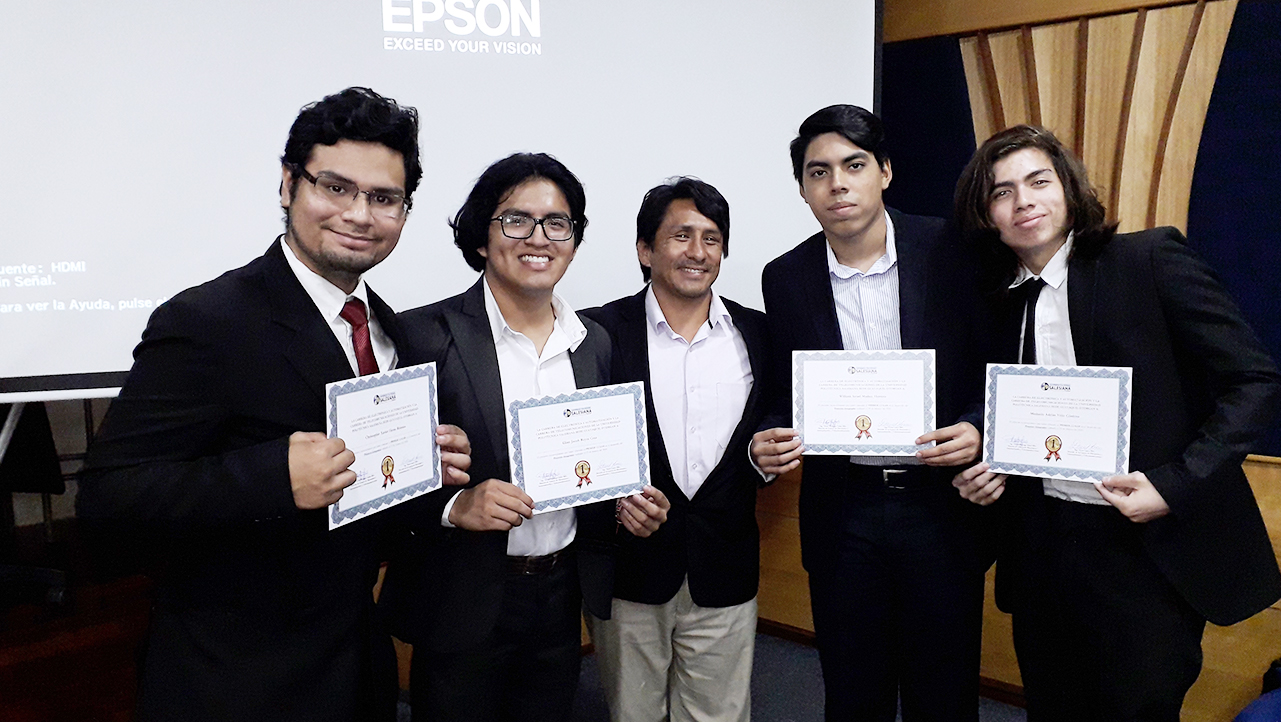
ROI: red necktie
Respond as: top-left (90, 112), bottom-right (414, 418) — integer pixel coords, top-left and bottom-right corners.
top-left (339, 298), bottom-right (379, 376)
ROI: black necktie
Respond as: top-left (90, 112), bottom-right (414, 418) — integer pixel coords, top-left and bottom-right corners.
top-left (1020, 278), bottom-right (1047, 365)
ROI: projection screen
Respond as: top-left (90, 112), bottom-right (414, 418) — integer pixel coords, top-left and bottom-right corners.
top-left (0, 0), bottom-right (878, 401)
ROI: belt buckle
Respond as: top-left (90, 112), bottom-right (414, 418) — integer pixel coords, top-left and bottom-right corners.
top-left (882, 468), bottom-right (908, 490)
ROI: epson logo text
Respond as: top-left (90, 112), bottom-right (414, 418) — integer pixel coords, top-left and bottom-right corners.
top-left (382, 0), bottom-right (541, 37)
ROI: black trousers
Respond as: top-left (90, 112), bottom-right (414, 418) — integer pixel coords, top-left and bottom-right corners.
top-left (409, 553), bottom-right (582, 722)
top-left (804, 466), bottom-right (985, 722)
top-left (1010, 496), bottom-right (1205, 722)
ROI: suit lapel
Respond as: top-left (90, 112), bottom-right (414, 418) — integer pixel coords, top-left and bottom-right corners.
top-left (891, 211), bottom-right (928, 349)
top-left (798, 233), bottom-right (844, 349)
top-left (1067, 255), bottom-right (1097, 366)
top-left (619, 291), bottom-right (679, 498)
top-left (446, 280), bottom-right (510, 475)
top-left (262, 241), bottom-right (354, 402)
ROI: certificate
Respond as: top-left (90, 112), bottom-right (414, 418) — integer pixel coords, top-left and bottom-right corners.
top-left (982, 364), bottom-right (1132, 482)
top-left (792, 350), bottom-right (936, 455)
top-left (325, 362), bottom-right (441, 530)
top-left (507, 382), bottom-right (649, 514)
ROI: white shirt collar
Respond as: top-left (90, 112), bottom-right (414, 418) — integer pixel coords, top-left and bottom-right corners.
top-left (826, 209), bottom-right (897, 280)
top-left (481, 274), bottom-right (587, 352)
top-left (280, 236), bottom-right (373, 320)
top-left (1011, 233), bottom-right (1074, 290)
top-left (644, 285), bottom-right (734, 338)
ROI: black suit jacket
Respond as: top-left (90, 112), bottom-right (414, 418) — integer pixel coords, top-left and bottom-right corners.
top-left (759, 209), bottom-right (986, 573)
top-left (580, 289), bottom-right (769, 608)
top-left (992, 228), bottom-right (1281, 626)
top-left (77, 240), bottom-right (404, 722)
top-left (378, 278), bottom-right (617, 652)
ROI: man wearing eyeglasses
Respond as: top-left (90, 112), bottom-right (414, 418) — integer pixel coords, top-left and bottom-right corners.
top-left (77, 87), bottom-right (471, 722)
top-left (379, 152), bottom-right (670, 722)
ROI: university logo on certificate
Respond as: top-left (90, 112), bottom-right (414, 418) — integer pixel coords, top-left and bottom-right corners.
top-left (982, 364), bottom-right (1133, 482)
top-left (324, 362), bottom-right (442, 529)
top-left (507, 382), bottom-right (650, 513)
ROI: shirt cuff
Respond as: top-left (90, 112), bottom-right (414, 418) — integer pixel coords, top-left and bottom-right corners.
top-left (441, 491), bottom-right (460, 528)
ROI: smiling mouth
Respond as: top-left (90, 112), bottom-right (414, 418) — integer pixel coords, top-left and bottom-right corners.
top-left (1015, 214), bottom-right (1045, 228)
top-left (677, 267), bottom-right (709, 275)
top-left (519, 254), bottom-right (551, 264)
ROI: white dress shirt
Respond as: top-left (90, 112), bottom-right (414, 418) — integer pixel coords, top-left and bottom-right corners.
top-left (645, 287), bottom-right (753, 500)
top-left (440, 275), bottom-right (585, 556)
top-left (826, 211), bottom-right (917, 467)
top-left (281, 238), bottom-right (397, 374)
top-left (1011, 235), bottom-right (1106, 505)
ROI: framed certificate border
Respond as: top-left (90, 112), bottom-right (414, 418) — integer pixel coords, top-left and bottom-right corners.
top-left (508, 382), bottom-right (650, 513)
top-left (326, 362), bottom-right (441, 527)
top-left (982, 364), bottom-right (1132, 482)
top-left (792, 349), bottom-right (937, 455)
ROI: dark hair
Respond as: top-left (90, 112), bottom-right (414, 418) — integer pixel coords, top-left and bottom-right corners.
top-left (451, 153), bottom-right (588, 272)
top-left (954, 124), bottom-right (1116, 294)
top-left (281, 87), bottom-right (422, 210)
top-left (634, 177), bottom-right (730, 282)
top-left (789, 104), bottom-right (889, 184)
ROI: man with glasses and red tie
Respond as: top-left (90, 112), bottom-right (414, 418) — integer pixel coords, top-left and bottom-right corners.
top-left (78, 87), bottom-right (471, 722)
top-left (378, 152), bottom-right (670, 722)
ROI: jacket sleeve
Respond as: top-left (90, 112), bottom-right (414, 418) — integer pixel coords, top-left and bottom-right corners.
top-left (76, 298), bottom-right (298, 532)
top-left (1144, 229), bottom-right (1281, 514)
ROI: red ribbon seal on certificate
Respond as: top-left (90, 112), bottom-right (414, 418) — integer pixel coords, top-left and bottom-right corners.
top-left (1044, 436), bottom-right (1062, 461)
top-left (381, 456), bottom-right (396, 488)
top-left (575, 460), bottom-right (592, 488)
top-left (855, 415), bottom-right (873, 439)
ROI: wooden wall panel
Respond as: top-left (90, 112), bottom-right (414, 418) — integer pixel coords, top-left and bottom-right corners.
top-left (1153, 0), bottom-right (1236, 230)
top-left (1030, 21), bottom-right (1082, 150)
top-left (886, 0), bottom-right (1176, 43)
top-left (1115, 3), bottom-right (1199, 230)
top-left (988, 30), bottom-right (1034, 127)
top-left (1081, 11), bottom-right (1141, 214)
top-left (959, 36), bottom-right (997, 146)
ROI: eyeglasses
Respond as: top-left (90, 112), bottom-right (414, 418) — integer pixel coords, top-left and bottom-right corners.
top-left (490, 212), bottom-right (576, 241)
top-left (291, 165), bottom-right (410, 220)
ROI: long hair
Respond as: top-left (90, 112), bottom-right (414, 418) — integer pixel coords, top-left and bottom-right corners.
top-left (954, 125), bottom-right (1116, 294)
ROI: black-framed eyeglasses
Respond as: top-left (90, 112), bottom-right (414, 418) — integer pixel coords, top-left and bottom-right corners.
top-left (490, 212), bottom-right (576, 241)
top-left (291, 165), bottom-right (410, 220)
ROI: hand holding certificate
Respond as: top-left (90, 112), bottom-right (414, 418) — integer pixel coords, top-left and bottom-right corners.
top-left (981, 364), bottom-right (1132, 482)
top-left (324, 362), bottom-right (442, 529)
top-left (507, 382), bottom-right (650, 513)
top-left (792, 350), bottom-right (937, 456)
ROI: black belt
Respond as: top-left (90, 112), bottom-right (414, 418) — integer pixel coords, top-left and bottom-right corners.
top-left (505, 545), bottom-right (573, 576)
top-left (845, 464), bottom-right (934, 491)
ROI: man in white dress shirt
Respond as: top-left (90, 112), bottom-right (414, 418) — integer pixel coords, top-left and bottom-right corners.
top-left (379, 153), bottom-right (670, 722)
top-left (582, 178), bottom-right (770, 722)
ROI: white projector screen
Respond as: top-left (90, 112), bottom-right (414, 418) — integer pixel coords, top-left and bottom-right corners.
top-left (0, 0), bottom-right (877, 401)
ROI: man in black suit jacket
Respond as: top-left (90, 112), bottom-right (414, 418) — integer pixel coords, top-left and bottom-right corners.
top-left (580, 178), bottom-right (768, 722)
top-left (378, 153), bottom-right (669, 722)
top-left (952, 125), bottom-right (1281, 721)
top-left (750, 105), bottom-right (988, 721)
top-left (76, 88), bottom-right (470, 722)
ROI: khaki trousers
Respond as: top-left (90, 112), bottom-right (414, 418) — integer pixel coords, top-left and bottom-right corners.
top-left (586, 579), bottom-right (756, 722)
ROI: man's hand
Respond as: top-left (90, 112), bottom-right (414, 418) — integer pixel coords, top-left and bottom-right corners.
top-left (436, 424), bottom-right (472, 486)
top-left (1096, 471), bottom-right (1170, 523)
top-left (618, 485), bottom-right (670, 538)
top-left (751, 428), bottom-right (803, 475)
top-left (288, 432), bottom-right (357, 509)
top-left (916, 422), bottom-right (980, 467)
top-left (951, 461), bottom-right (1007, 506)
top-left (447, 479), bottom-right (534, 531)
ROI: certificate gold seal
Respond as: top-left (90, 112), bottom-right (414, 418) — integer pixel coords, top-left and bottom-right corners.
top-left (381, 455), bottom-right (396, 488)
top-left (855, 415), bottom-right (873, 439)
top-left (575, 460), bottom-right (592, 488)
top-left (1044, 435), bottom-right (1062, 461)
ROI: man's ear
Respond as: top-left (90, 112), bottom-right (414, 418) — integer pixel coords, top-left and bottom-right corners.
top-left (880, 159), bottom-right (893, 191)
top-left (636, 238), bottom-right (652, 269)
top-left (280, 166), bottom-right (295, 210)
